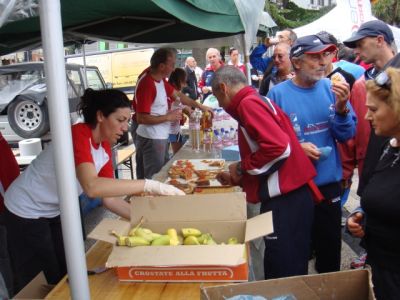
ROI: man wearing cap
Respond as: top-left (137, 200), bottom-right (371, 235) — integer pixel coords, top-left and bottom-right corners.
top-left (268, 35), bottom-right (356, 274)
top-left (343, 20), bottom-right (400, 196)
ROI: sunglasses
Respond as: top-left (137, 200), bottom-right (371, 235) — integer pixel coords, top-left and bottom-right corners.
top-left (374, 71), bottom-right (391, 89)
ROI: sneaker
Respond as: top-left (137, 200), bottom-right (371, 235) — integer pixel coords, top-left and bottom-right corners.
top-left (350, 253), bottom-right (367, 269)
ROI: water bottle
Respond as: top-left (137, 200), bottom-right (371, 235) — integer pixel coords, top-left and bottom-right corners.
top-left (233, 129), bottom-right (239, 145)
top-left (222, 129), bottom-right (233, 147)
top-left (212, 129), bottom-right (223, 158)
top-left (289, 113), bottom-right (304, 142)
top-left (190, 108), bottom-right (202, 152)
top-left (229, 127), bottom-right (235, 139)
top-left (170, 98), bottom-right (182, 135)
top-left (203, 128), bottom-right (212, 153)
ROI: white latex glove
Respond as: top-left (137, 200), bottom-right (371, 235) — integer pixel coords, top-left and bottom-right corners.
top-left (144, 179), bottom-right (185, 196)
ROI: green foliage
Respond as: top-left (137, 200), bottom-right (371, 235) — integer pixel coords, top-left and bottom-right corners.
top-left (372, 0), bottom-right (400, 26)
top-left (265, 0), bottom-right (336, 29)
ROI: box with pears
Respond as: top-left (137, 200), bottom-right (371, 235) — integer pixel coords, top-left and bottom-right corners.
top-left (88, 192), bottom-right (273, 282)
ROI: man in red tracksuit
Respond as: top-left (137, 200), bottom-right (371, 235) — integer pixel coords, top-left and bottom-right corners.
top-left (213, 66), bottom-right (317, 279)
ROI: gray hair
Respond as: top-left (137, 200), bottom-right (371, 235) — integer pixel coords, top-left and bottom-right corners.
top-left (211, 66), bottom-right (247, 92)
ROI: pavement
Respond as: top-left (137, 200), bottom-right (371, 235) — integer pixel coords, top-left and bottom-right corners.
top-left (83, 147), bottom-right (364, 272)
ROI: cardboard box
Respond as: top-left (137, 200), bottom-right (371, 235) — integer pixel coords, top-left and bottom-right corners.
top-left (13, 272), bottom-right (54, 299)
top-left (88, 192), bottom-right (273, 282)
top-left (200, 269), bottom-right (375, 300)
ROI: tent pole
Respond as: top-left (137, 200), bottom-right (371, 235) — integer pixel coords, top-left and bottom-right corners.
top-left (39, 1), bottom-right (90, 299)
top-left (241, 34), bottom-right (252, 85)
top-left (82, 40), bottom-right (88, 87)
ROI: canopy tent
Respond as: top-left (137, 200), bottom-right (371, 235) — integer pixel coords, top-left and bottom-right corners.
top-left (0, 0), bottom-right (259, 56)
top-left (294, 0), bottom-right (400, 49)
top-left (0, 1), bottom-right (265, 299)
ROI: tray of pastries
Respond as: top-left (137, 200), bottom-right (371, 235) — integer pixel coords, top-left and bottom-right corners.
top-left (167, 159), bottom-right (230, 194)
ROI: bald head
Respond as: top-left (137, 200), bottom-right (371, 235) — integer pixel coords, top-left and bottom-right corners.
top-left (185, 56), bottom-right (196, 68)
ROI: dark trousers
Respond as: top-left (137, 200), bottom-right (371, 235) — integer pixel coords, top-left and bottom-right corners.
top-left (312, 199), bottom-right (342, 273)
top-left (260, 185), bottom-right (314, 279)
top-left (4, 208), bottom-right (67, 293)
top-left (0, 222), bottom-right (13, 297)
top-left (367, 260), bottom-right (400, 300)
top-left (135, 135), bottom-right (168, 179)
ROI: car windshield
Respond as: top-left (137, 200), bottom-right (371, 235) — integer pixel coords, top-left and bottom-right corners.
top-left (0, 69), bottom-right (43, 104)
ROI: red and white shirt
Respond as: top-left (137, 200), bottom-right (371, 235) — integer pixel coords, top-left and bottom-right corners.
top-left (5, 123), bottom-right (113, 219)
top-left (225, 86), bottom-right (316, 203)
top-left (135, 70), bottom-right (175, 139)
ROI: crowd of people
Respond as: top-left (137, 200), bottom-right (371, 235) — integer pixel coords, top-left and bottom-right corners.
top-left (0, 19), bottom-right (399, 300)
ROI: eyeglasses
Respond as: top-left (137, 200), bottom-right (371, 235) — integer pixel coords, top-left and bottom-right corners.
top-left (374, 71), bottom-right (391, 89)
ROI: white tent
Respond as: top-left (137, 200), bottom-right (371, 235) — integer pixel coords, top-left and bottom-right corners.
top-left (294, 0), bottom-right (400, 49)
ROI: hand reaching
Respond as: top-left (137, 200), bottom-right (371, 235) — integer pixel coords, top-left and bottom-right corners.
top-left (144, 179), bottom-right (185, 196)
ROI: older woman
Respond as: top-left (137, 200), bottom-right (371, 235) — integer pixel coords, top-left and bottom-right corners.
top-left (347, 67), bottom-right (400, 300)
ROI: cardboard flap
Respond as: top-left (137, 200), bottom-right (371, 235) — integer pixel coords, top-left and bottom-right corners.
top-left (245, 211), bottom-right (273, 242)
top-left (87, 218), bottom-right (131, 244)
top-left (106, 245), bottom-right (247, 268)
top-left (130, 192), bottom-right (246, 225)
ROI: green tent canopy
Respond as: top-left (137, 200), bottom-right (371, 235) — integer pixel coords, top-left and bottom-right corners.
top-left (0, 0), bottom-right (246, 56)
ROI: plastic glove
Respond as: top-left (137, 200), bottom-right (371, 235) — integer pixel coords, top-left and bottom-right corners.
top-left (144, 179), bottom-right (185, 196)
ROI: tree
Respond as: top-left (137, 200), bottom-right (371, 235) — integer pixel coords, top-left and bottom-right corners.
top-left (265, 0), bottom-right (335, 29)
top-left (372, 0), bottom-right (400, 26)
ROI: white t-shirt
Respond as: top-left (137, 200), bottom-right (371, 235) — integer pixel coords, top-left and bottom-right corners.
top-left (5, 123), bottom-right (113, 219)
top-left (135, 72), bottom-right (174, 139)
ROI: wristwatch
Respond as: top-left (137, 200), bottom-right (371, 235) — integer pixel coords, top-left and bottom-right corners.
top-left (236, 162), bottom-right (243, 176)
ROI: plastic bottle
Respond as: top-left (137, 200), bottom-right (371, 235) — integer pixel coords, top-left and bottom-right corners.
top-left (203, 128), bottom-right (212, 153)
top-left (289, 113), bottom-right (304, 142)
top-left (222, 129), bottom-right (233, 147)
top-left (233, 129), bottom-right (239, 145)
top-left (190, 108), bottom-right (202, 152)
top-left (212, 129), bottom-right (223, 158)
top-left (169, 98), bottom-right (182, 135)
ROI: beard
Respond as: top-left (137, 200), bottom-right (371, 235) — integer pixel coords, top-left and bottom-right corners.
top-left (297, 67), bottom-right (326, 84)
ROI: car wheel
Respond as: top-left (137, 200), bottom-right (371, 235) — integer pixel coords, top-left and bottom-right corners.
top-left (7, 97), bottom-right (50, 139)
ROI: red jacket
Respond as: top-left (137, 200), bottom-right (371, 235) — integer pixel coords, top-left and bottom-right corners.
top-left (0, 133), bottom-right (20, 212)
top-left (337, 77), bottom-right (371, 180)
top-left (226, 86), bottom-right (316, 203)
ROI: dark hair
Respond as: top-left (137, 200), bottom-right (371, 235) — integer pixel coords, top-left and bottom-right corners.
top-left (168, 68), bottom-right (187, 90)
top-left (338, 44), bottom-right (357, 62)
top-left (211, 66), bottom-right (247, 92)
top-left (229, 47), bottom-right (237, 55)
top-left (77, 89), bottom-right (131, 127)
top-left (150, 48), bottom-right (176, 70)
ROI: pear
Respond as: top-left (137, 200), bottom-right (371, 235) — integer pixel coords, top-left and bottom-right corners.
top-left (151, 235), bottom-right (171, 246)
top-left (125, 236), bottom-right (150, 247)
top-left (181, 228), bottom-right (202, 238)
top-left (227, 237), bottom-right (238, 245)
top-left (183, 236), bottom-right (200, 245)
top-left (134, 228), bottom-right (156, 242)
top-left (167, 228), bottom-right (180, 246)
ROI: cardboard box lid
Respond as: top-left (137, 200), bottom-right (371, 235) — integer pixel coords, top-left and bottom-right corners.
top-left (245, 211), bottom-right (273, 242)
top-left (88, 218), bottom-right (131, 244)
top-left (130, 192), bottom-right (247, 224)
top-left (106, 244), bottom-right (247, 268)
top-left (13, 272), bottom-right (54, 299)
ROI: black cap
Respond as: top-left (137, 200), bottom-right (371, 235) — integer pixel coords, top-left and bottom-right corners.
top-left (343, 20), bottom-right (394, 48)
top-left (290, 35), bottom-right (337, 58)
